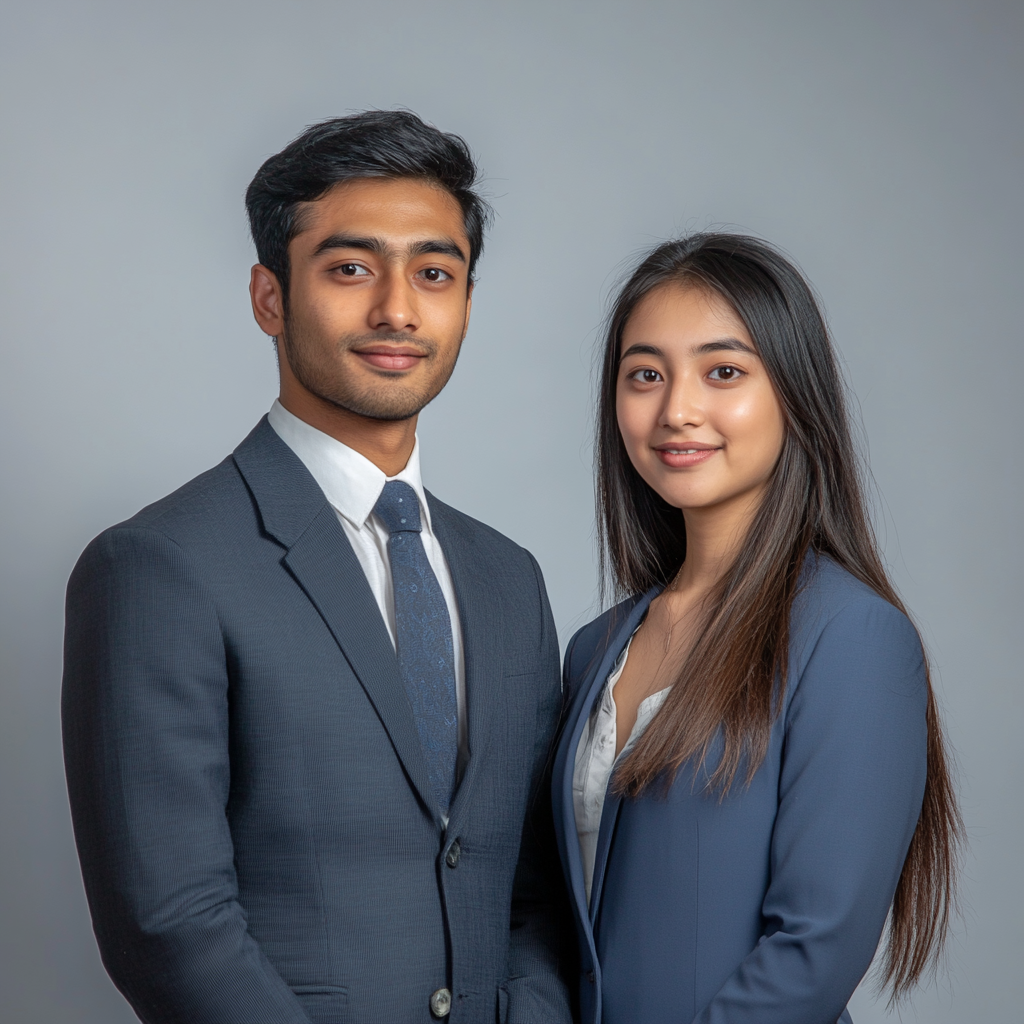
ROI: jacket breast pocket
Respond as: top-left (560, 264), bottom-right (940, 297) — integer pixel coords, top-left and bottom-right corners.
top-left (293, 984), bottom-right (349, 1023)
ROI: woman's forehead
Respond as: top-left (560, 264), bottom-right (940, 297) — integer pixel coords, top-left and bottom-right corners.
top-left (622, 283), bottom-right (752, 350)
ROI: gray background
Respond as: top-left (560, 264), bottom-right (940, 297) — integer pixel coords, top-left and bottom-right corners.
top-left (1, 1), bottom-right (1020, 1020)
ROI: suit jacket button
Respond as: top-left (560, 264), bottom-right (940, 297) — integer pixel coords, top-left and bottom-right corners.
top-left (445, 839), bottom-right (461, 868)
top-left (585, 969), bottom-right (596, 984)
top-left (430, 987), bottom-right (452, 1018)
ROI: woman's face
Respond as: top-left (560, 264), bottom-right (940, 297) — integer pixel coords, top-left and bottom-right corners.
top-left (616, 283), bottom-right (786, 516)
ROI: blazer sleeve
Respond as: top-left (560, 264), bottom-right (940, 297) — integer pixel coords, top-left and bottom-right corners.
top-left (61, 526), bottom-right (312, 1024)
top-left (502, 551), bottom-right (575, 1024)
top-left (694, 595), bottom-right (929, 1024)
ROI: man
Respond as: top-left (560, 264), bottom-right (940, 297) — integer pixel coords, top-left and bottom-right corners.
top-left (62, 111), bottom-right (573, 1024)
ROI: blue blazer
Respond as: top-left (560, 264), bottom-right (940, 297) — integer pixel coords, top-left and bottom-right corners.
top-left (552, 556), bottom-right (928, 1024)
top-left (62, 418), bottom-right (573, 1024)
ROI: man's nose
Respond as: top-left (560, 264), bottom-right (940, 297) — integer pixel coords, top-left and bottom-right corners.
top-left (369, 272), bottom-right (420, 332)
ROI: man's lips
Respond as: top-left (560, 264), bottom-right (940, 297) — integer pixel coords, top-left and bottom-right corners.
top-left (653, 442), bottom-right (721, 468)
top-left (351, 346), bottom-right (427, 371)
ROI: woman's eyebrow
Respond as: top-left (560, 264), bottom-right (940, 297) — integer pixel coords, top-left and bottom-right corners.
top-left (693, 338), bottom-right (757, 356)
top-left (619, 338), bottom-right (757, 362)
top-left (619, 343), bottom-right (664, 360)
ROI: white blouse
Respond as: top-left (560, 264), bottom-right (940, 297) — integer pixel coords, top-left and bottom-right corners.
top-left (572, 638), bottom-right (672, 904)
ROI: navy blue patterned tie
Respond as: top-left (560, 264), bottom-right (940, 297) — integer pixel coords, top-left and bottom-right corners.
top-left (373, 480), bottom-right (458, 815)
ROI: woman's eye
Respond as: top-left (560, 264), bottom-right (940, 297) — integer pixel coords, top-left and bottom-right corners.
top-left (337, 264), bottom-right (370, 277)
top-left (629, 368), bottom-right (663, 384)
top-left (419, 267), bottom-right (451, 283)
top-left (708, 365), bottom-right (743, 382)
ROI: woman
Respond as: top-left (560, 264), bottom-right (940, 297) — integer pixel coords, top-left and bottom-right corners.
top-left (552, 234), bottom-right (962, 1024)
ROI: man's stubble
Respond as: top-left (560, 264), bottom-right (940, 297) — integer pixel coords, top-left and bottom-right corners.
top-left (279, 317), bottom-right (463, 423)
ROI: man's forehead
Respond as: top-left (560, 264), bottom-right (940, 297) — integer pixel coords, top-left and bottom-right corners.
top-left (293, 177), bottom-right (467, 245)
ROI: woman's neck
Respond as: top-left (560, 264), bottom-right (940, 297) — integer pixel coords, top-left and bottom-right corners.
top-left (672, 488), bottom-right (763, 596)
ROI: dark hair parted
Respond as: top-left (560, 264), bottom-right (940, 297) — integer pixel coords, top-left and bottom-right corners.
top-left (245, 110), bottom-right (492, 304)
top-left (597, 233), bottom-right (962, 999)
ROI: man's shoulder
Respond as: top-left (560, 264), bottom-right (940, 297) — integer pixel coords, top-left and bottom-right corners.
top-left (99, 417), bottom-right (317, 551)
top-left (68, 451), bottom-right (264, 598)
top-left (109, 454), bottom-right (253, 545)
top-left (425, 491), bottom-right (535, 567)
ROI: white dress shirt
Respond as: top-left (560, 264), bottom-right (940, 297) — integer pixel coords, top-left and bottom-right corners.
top-left (267, 400), bottom-right (468, 777)
top-left (572, 636), bottom-right (672, 904)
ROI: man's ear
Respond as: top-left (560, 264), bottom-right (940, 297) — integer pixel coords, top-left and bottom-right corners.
top-left (250, 265), bottom-right (286, 337)
top-left (461, 280), bottom-right (474, 342)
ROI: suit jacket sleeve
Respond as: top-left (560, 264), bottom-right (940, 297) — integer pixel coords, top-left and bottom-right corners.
top-left (502, 552), bottom-right (575, 1024)
top-left (693, 595), bottom-right (929, 1024)
top-left (62, 526), bottom-right (312, 1024)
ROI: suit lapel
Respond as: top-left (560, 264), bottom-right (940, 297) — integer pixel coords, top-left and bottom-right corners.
top-left (283, 510), bottom-right (443, 826)
top-left (427, 495), bottom-right (501, 831)
top-left (588, 788), bottom-right (622, 925)
top-left (234, 418), bottom-right (442, 828)
top-left (553, 589), bottom-right (658, 932)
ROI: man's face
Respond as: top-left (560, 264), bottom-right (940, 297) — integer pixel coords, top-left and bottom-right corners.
top-left (260, 177), bottom-right (473, 422)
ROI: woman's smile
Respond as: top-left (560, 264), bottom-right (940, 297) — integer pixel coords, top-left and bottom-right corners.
top-left (652, 442), bottom-right (721, 468)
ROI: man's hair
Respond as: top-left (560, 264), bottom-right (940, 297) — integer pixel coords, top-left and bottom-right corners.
top-left (245, 110), bottom-right (491, 305)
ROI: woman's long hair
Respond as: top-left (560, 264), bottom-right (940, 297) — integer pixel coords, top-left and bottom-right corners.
top-left (597, 233), bottom-right (962, 999)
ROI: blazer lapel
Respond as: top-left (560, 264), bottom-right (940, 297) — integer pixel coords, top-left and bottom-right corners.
top-left (427, 495), bottom-right (501, 831)
top-left (553, 589), bottom-right (659, 932)
top-left (588, 789), bottom-right (622, 926)
top-left (234, 418), bottom-right (442, 828)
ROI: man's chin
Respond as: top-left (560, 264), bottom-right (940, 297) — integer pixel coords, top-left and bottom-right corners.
top-left (317, 388), bottom-right (431, 423)
top-left (288, 353), bottom-right (455, 424)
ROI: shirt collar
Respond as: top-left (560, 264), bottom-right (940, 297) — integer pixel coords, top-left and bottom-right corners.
top-left (267, 399), bottom-right (432, 531)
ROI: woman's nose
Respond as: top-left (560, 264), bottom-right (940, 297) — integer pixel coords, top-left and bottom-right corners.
top-left (660, 377), bottom-right (704, 429)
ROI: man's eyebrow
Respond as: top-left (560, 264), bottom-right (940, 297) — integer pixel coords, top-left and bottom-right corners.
top-left (407, 238), bottom-right (467, 263)
top-left (309, 234), bottom-right (467, 264)
top-left (310, 234), bottom-right (388, 259)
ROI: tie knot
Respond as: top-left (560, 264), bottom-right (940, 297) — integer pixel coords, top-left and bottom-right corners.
top-left (373, 480), bottom-right (422, 534)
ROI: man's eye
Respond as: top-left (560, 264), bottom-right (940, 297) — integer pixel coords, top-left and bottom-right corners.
top-left (419, 268), bottom-right (451, 283)
top-left (338, 264), bottom-right (369, 277)
top-left (708, 365), bottom-right (743, 382)
top-left (629, 368), bottom-right (663, 384)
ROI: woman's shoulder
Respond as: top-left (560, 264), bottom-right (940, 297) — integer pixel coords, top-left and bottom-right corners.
top-left (789, 553), bottom-right (925, 694)
top-left (563, 592), bottom-right (651, 688)
top-left (795, 553), bottom-right (907, 624)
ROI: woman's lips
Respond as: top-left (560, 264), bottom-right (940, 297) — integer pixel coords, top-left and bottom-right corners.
top-left (654, 445), bottom-right (720, 468)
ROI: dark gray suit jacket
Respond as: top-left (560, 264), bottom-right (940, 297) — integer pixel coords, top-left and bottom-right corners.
top-left (553, 556), bottom-right (927, 1024)
top-left (62, 418), bottom-right (573, 1024)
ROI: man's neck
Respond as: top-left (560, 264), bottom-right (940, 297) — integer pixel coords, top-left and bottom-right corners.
top-left (278, 391), bottom-right (417, 477)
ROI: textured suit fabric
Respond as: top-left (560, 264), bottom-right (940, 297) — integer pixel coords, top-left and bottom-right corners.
top-left (552, 556), bottom-right (928, 1024)
top-left (62, 417), bottom-right (573, 1024)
